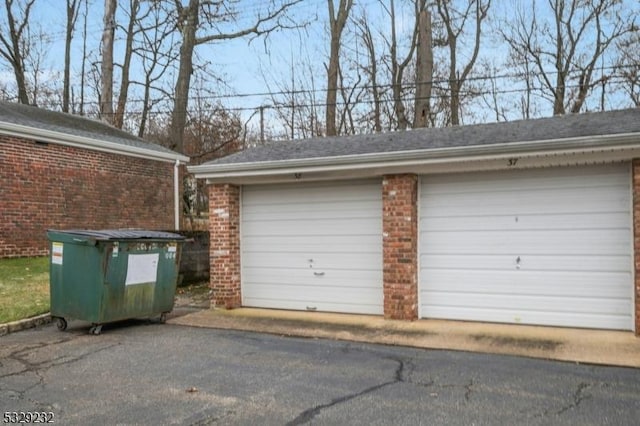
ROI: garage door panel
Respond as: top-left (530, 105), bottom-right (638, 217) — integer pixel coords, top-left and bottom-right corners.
top-left (421, 229), bottom-right (629, 255)
top-left (242, 234), bottom-right (381, 253)
top-left (242, 297), bottom-right (382, 315)
top-left (242, 201), bottom-right (382, 220)
top-left (421, 254), bottom-right (632, 273)
top-left (421, 191), bottom-right (628, 217)
top-left (243, 256), bottom-right (379, 279)
top-left (243, 281), bottom-right (382, 315)
top-left (420, 164), bottom-right (633, 330)
top-left (245, 268), bottom-right (382, 291)
top-left (421, 212), bottom-right (630, 232)
top-left (424, 292), bottom-right (630, 315)
top-left (423, 306), bottom-right (631, 331)
top-left (421, 270), bottom-right (630, 298)
top-left (243, 182), bottom-right (380, 204)
top-left (422, 167), bottom-right (628, 194)
top-left (242, 179), bottom-right (383, 315)
top-left (243, 217), bottom-right (382, 237)
top-left (243, 283), bottom-right (382, 302)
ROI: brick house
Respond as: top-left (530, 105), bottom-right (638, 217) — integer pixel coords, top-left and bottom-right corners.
top-left (0, 101), bottom-right (189, 258)
top-left (189, 109), bottom-right (640, 336)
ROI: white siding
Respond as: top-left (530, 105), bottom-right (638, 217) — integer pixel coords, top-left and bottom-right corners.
top-left (242, 180), bottom-right (383, 314)
top-left (419, 164), bottom-right (633, 330)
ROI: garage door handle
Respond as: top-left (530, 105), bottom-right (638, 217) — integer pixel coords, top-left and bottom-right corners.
top-left (314, 272), bottom-right (325, 277)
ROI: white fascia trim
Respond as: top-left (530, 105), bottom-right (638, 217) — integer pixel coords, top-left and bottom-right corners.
top-left (188, 132), bottom-right (640, 179)
top-left (1, 121), bottom-right (189, 164)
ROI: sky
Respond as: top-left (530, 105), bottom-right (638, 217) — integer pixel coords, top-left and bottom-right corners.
top-left (31, 0), bottom-right (331, 112)
top-left (11, 0), bottom-right (640, 136)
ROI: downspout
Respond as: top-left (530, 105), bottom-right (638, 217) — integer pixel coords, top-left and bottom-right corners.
top-left (174, 158), bottom-right (180, 230)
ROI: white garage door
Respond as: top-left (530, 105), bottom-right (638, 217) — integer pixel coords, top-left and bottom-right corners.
top-left (242, 180), bottom-right (383, 314)
top-left (419, 164), bottom-right (633, 330)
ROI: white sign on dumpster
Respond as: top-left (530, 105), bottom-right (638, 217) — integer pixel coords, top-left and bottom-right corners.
top-left (52, 242), bottom-right (63, 265)
top-left (125, 253), bottom-right (159, 285)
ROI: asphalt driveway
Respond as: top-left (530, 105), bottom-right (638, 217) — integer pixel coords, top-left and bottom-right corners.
top-left (1, 321), bottom-right (639, 425)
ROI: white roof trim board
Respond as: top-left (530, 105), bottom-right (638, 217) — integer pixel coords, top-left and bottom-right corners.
top-left (0, 101), bottom-right (188, 163)
top-left (189, 109), bottom-right (640, 181)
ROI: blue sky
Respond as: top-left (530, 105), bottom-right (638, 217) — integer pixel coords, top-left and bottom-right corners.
top-left (13, 0), bottom-right (640, 135)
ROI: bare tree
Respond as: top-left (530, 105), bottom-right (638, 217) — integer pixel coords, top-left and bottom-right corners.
top-left (413, 7), bottom-right (433, 128)
top-left (615, 31), bottom-right (640, 107)
top-left (113, 0), bottom-right (142, 129)
top-left (0, 0), bottom-right (36, 104)
top-left (501, 0), bottom-right (636, 115)
top-left (183, 81), bottom-right (243, 163)
top-left (169, 0), bottom-right (302, 154)
top-left (63, 0), bottom-right (82, 113)
top-left (78, 0), bottom-right (89, 115)
top-left (357, 14), bottom-right (383, 132)
top-left (261, 50), bottom-right (325, 140)
top-left (382, 0), bottom-right (424, 130)
top-left (436, 0), bottom-right (490, 126)
top-left (337, 62), bottom-right (364, 134)
top-left (325, 0), bottom-right (353, 136)
top-left (135, 2), bottom-right (178, 138)
top-left (100, 0), bottom-right (116, 123)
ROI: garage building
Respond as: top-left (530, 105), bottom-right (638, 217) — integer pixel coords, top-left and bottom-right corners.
top-left (189, 109), bottom-right (640, 335)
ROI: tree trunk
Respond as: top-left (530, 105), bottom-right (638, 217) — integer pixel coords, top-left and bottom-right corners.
top-left (325, 0), bottom-right (352, 137)
top-left (413, 9), bottom-right (432, 128)
top-left (114, 0), bottom-right (139, 129)
top-left (79, 0), bottom-right (88, 114)
top-left (449, 41), bottom-right (459, 125)
top-left (0, 0), bottom-right (36, 104)
top-left (437, 0), bottom-right (490, 126)
top-left (388, 0), bottom-right (422, 130)
top-left (63, 0), bottom-right (80, 113)
top-left (359, 17), bottom-right (381, 132)
top-left (169, 0), bottom-right (198, 153)
top-left (100, 0), bottom-right (117, 124)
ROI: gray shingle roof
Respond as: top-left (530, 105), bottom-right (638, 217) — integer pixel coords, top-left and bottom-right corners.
top-left (0, 101), bottom-right (186, 160)
top-left (203, 108), bottom-right (640, 166)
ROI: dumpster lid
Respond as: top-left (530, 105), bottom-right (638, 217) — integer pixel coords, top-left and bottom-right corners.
top-left (48, 229), bottom-right (186, 241)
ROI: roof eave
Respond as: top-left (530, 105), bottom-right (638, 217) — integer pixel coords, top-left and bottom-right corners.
top-left (0, 121), bottom-right (190, 163)
top-left (188, 132), bottom-right (640, 179)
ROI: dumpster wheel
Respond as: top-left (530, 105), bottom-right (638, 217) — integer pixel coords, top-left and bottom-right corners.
top-left (89, 324), bottom-right (103, 335)
top-left (55, 317), bottom-right (67, 331)
top-left (159, 313), bottom-right (168, 324)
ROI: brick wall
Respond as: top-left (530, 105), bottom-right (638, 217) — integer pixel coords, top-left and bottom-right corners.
top-left (382, 174), bottom-right (418, 320)
top-left (632, 160), bottom-right (640, 336)
top-left (208, 183), bottom-right (241, 308)
top-left (0, 135), bottom-right (176, 258)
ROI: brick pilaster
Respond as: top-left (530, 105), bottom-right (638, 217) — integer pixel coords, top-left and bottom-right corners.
top-left (208, 183), bottom-right (241, 309)
top-left (632, 160), bottom-right (640, 336)
top-left (382, 174), bottom-right (418, 320)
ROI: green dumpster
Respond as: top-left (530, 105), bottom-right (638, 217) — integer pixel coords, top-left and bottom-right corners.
top-left (47, 229), bottom-right (186, 335)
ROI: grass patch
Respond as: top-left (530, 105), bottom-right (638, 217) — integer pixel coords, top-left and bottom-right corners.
top-left (0, 257), bottom-right (50, 323)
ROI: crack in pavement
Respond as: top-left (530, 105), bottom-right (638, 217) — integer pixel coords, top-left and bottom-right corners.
top-left (464, 380), bottom-right (474, 402)
top-left (533, 382), bottom-right (592, 419)
top-left (402, 360), bottom-right (473, 401)
top-left (2, 339), bottom-right (120, 378)
top-left (0, 338), bottom-right (75, 379)
top-left (286, 351), bottom-right (477, 426)
top-left (556, 382), bottom-right (591, 416)
top-left (285, 356), bottom-right (406, 426)
top-left (188, 409), bottom-right (236, 426)
top-left (1, 337), bottom-right (121, 403)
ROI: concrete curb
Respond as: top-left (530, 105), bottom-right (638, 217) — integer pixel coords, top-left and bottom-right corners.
top-left (169, 308), bottom-right (640, 369)
top-left (0, 313), bottom-right (52, 336)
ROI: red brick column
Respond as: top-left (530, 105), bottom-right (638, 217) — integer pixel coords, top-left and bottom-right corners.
top-left (633, 160), bottom-right (640, 336)
top-left (382, 174), bottom-right (418, 320)
top-left (208, 183), bottom-right (241, 309)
